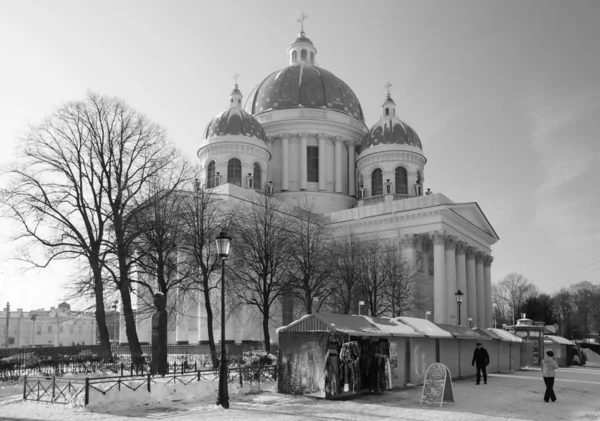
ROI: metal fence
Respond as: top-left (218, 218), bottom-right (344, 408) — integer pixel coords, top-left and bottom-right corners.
top-left (0, 343), bottom-right (278, 381)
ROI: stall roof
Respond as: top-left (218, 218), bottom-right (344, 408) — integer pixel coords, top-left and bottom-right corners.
top-left (276, 313), bottom-right (423, 337)
top-left (394, 317), bottom-right (453, 338)
top-left (436, 324), bottom-right (491, 340)
top-left (488, 328), bottom-right (524, 343)
top-left (544, 335), bottom-right (575, 345)
top-left (473, 328), bottom-right (502, 340)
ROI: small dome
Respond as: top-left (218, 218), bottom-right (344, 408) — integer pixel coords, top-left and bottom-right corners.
top-left (292, 34), bottom-right (314, 46)
top-left (361, 119), bottom-right (422, 150)
top-left (203, 108), bottom-right (267, 141)
top-left (245, 64), bottom-right (365, 123)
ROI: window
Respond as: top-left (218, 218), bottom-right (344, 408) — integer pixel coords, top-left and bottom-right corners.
top-left (292, 50), bottom-right (297, 62)
top-left (227, 158), bottom-right (242, 186)
top-left (310, 52), bottom-right (314, 63)
top-left (206, 161), bottom-right (216, 188)
top-left (301, 49), bottom-right (307, 61)
top-left (48, 325), bottom-right (52, 334)
top-left (37, 326), bottom-right (41, 335)
top-left (371, 169), bottom-right (383, 196)
top-left (253, 162), bottom-right (262, 190)
top-left (307, 146), bottom-right (319, 182)
top-left (385, 108), bottom-right (389, 116)
top-left (395, 167), bottom-right (408, 194)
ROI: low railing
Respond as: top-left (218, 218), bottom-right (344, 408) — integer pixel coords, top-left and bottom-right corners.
top-left (23, 362), bottom-right (277, 406)
top-left (362, 195), bottom-right (385, 206)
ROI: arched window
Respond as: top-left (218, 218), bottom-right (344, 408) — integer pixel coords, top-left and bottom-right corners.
top-left (310, 52), bottom-right (314, 63)
top-left (385, 108), bottom-right (389, 116)
top-left (301, 49), bottom-right (307, 61)
top-left (395, 166), bottom-right (408, 194)
top-left (253, 162), bottom-right (262, 190)
top-left (227, 158), bottom-right (242, 186)
top-left (371, 169), bottom-right (383, 196)
top-left (292, 50), bottom-right (297, 62)
top-left (206, 161), bottom-right (215, 188)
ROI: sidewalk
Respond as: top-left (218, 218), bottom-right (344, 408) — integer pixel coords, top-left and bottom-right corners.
top-left (1, 368), bottom-right (599, 420)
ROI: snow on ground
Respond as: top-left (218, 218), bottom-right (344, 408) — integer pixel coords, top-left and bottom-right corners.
top-left (583, 348), bottom-right (600, 367)
top-left (1, 367), bottom-right (599, 420)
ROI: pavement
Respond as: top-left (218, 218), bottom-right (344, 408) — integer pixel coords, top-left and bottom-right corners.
top-left (0, 366), bottom-right (599, 420)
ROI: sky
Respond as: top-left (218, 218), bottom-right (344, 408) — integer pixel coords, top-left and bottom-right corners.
top-left (0, 0), bottom-right (599, 311)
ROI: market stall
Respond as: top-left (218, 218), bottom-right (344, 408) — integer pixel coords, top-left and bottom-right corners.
top-left (435, 324), bottom-right (491, 378)
top-left (488, 328), bottom-right (523, 372)
top-left (544, 335), bottom-right (575, 367)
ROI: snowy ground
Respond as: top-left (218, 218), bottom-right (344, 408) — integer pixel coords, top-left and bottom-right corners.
top-left (1, 366), bottom-right (599, 420)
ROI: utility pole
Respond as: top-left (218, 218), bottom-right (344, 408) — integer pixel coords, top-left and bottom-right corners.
top-left (5, 302), bottom-right (10, 350)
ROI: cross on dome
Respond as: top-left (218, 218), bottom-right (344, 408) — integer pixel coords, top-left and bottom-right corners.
top-left (385, 82), bottom-right (393, 97)
top-left (298, 13), bottom-right (308, 35)
top-left (233, 72), bottom-right (240, 88)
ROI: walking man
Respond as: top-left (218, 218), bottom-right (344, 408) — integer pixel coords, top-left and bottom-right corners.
top-left (472, 342), bottom-right (490, 385)
top-left (542, 350), bottom-right (558, 402)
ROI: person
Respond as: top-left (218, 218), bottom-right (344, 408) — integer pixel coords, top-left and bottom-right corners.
top-left (542, 350), bottom-right (558, 402)
top-left (472, 342), bottom-right (490, 385)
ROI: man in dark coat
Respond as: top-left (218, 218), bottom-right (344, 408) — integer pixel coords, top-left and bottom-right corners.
top-left (472, 342), bottom-right (490, 385)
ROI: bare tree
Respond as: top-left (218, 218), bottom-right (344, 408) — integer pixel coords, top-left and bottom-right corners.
top-left (492, 283), bottom-right (511, 327)
top-left (180, 176), bottom-right (231, 368)
top-left (385, 249), bottom-right (423, 317)
top-left (286, 199), bottom-right (333, 314)
top-left (552, 288), bottom-right (575, 337)
top-left (1, 97), bottom-right (117, 359)
top-left (496, 273), bottom-right (537, 325)
top-left (328, 232), bottom-right (364, 314)
top-left (359, 238), bottom-right (390, 317)
top-left (228, 193), bottom-right (293, 352)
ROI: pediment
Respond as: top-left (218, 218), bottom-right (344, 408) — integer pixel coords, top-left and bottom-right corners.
top-left (446, 202), bottom-right (499, 242)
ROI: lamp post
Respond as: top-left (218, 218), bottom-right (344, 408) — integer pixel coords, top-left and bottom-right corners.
top-left (112, 300), bottom-right (118, 347)
top-left (455, 290), bottom-right (464, 326)
top-left (30, 314), bottom-right (37, 347)
top-left (215, 231), bottom-right (232, 409)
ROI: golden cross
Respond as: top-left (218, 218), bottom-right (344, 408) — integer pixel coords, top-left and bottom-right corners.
top-left (298, 13), bottom-right (308, 34)
top-left (385, 82), bottom-right (392, 96)
top-left (233, 72), bottom-right (240, 86)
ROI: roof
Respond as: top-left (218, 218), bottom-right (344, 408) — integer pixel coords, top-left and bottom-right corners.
top-left (436, 324), bottom-right (491, 340)
top-left (544, 335), bottom-right (576, 346)
top-left (276, 313), bottom-right (423, 337)
top-left (394, 317), bottom-right (453, 338)
top-left (473, 328), bottom-right (502, 341)
top-left (488, 328), bottom-right (524, 343)
top-left (361, 118), bottom-right (422, 151)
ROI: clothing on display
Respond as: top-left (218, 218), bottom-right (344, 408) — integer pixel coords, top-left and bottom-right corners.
top-left (323, 348), bottom-right (340, 396)
top-left (340, 341), bottom-right (361, 392)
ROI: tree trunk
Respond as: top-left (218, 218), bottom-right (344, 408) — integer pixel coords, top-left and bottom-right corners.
top-left (263, 305), bottom-right (271, 353)
top-left (92, 262), bottom-right (111, 360)
top-left (203, 288), bottom-right (220, 369)
top-left (119, 279), bottom-right (143, 365)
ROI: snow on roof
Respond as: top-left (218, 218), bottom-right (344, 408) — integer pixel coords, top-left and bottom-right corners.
top-left (436, 323), bottom-right (491, 340)
top-left (474, 328), bottom-right (502, 340)
top-left (488, 328), bottom-right (523, 343)
top-left (363, 316), bottom-right (424, 337)
top-left (394, 317), bottom-right (453, 338)
top-left (544, 335), bottom-right (575, 345)
top-left (275, 314), bottom-right (311, 334)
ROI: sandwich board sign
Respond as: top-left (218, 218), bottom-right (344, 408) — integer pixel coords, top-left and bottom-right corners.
top-left (420, 363), bottom-right (454, 407)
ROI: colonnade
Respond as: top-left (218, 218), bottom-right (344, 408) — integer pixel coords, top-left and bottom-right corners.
top-left (403, 231), bottom-right (493, 328)
top-left (271, 133), bottom-right (356, 195)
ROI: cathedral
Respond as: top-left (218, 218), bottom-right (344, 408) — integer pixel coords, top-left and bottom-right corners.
top-left (130, 20), bottom-right (499, 346)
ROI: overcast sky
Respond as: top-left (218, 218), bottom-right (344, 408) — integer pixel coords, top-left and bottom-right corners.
top-left (1, 0), bottom-right (599, 311)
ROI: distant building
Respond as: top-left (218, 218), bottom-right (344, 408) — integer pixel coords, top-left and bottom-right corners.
top-left (0, 302), bottom-right (97, 348)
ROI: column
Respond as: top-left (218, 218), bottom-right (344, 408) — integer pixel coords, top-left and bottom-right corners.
top-left (475, 251), bottom-right (486, 329)
top-left (401, 234), bottom-right (418, 269)
top-left (197, 291), bottom-right (208, 344)
top-left (484, 255), bottom-right (494, 329)
top-left (422, 238), bottom-right (431, 277)
top-left (266, 137), bottom-right (273, 184)
top-left (281, 133), bottom-right (290, 191)
top-left (455, 242), bottom-right (467, 326)
top-left (318, 133), bottom-right (327, 191)
top-left (299, 132), bottom-right (308, 191)
top-left (444, 236), bottom-right (458, 324)
top-left (334, 137), bottom-right (343, 193)
top-left (465, 247), bottom-right (478, 327)
top-left (175, 249), bottom-right (190, 344)
top-left (430, 231), bottom-right (447, 324)
top-left (348, 141), bottom-right (356, 197)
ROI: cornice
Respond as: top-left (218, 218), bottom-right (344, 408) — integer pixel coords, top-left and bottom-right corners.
top-left (356, 150), bottom-right (426, 169)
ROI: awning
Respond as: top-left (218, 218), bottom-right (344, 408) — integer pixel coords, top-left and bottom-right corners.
top-left (394, 317), bottom-right (453, 338)
top-left (488, 328), bottom-right (524, 343)
top-left (473, 328), bottom-right (502, 340)
top-left (435, 324), bottom-right (491, 340)
top-left (544, 335), bottom-right (576, 345)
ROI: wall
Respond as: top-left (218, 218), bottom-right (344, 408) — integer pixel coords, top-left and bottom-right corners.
top-left (438, 338), bottom-right (459, 379)
top-left (389, 337), bottom-right (407, 387)
top-left (498, 341), bottom-right (510, 372)
top-left (510, 342), bottom-right (521, 370)
top-left (486, 340), bottom-right (500, 373)
top-left (409, 337), bottom-right (436, 385)
top-left (278, 332), bottom-right (327, 395)
top-left (459, 340), bottom-right (477, 378)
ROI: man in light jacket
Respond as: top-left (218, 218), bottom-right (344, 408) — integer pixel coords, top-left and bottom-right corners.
top-left (542, 350), bottom-right (559, 402)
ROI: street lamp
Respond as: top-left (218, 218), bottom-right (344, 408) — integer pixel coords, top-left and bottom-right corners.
top-left (215, 231), bottom-right (232, 409)
top-left (30, 314), bottom-right (37, 347)
top-left (455, 290), bottom-right (464, 326)
top-left (358, 301), bottom-right (365, 316)
top-left (112, 300), bottom-right (118, 347)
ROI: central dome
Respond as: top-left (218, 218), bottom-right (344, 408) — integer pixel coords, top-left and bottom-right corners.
top-left (244, 64), bottom-right (365, 123)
